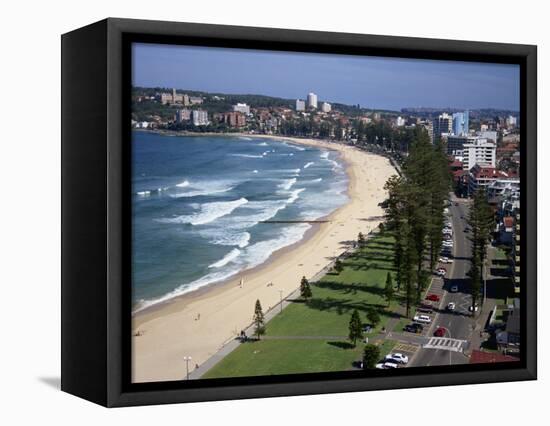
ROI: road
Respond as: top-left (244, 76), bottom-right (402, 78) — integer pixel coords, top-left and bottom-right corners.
top-left (409, 196), bottom-right (473, 367)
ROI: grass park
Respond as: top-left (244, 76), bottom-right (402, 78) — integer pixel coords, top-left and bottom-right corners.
top-left (203, 231), bottom-right (408, 379)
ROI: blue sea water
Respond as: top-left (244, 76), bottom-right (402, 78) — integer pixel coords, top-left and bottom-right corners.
top-left (132, 131), bottom-right (348, 312)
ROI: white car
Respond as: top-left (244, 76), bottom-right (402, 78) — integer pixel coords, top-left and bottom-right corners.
top-left (413, 314), bottom-right (432, 324)
top-left (375, 362), bottom-right (398, 369)
top-left (439, 257), bottom-right (453, 264)
top-left (446, 302), bottom-right (456, 311)
top-left (385, 353), bottom-right (409, 364)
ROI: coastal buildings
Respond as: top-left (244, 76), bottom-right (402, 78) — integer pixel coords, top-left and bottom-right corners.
top-left (189, 96), bottom-right (204, 105)
top-left (447, 135), bottom-right (476, 156)
top-left (321, 102), bottom-right (332, 113)
top-left (175, 108), bottom-right (191, 123)
top-left (452, 110), bottom-right (469, 136)
top-left (216, 111), bottom-right (246, 128)
top-left (461, 138), bottom-right (496, 170)
top-left (396, 116), bottom-right (406, 127)
top-left (307, 92), bottom-right (318, 109)
top-left (233, 103), bottom-right (250, 114)
top-left (160, 88), bottom-right (186, 105)
top-left (433, 113), bottom-right (453, 142)
top-left (295, 99), bottom-right (305, 111)
top-left (192, 110), bottom-right (209, 126)
top-left (467, 165), bottom-right (508, 194)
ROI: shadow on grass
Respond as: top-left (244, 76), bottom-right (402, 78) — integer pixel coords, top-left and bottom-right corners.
top-left (327, 341), bottom-right (355, 350)
top-left (316, 280), bottom-right (387, 298)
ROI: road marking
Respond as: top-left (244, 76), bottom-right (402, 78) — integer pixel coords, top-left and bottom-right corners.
top-left (423, 337), bottom-right (467, 352)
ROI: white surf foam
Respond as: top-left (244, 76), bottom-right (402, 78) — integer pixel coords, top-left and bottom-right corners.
top-left (208, 248), bottom-right (241, 268)
top-left (278, 178), bottom-right (297, 191)
top-left (304, 162), bottom-right (315, 169)
top-left (230, 153), bottom-right (264, 159)
top-left (158, 197), bottom-right (248, 226)
top-left (176, 180), bottom-right (190, 188)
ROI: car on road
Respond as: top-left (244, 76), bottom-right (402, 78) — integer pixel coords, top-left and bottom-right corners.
top-left (435, 267), bottom-right (447, 277)
top-left (468, 304), bottom-right (479, 312)
top-left (413, 314), bottom-right (432, 324)
top-left (417, 303), bottom-right (433, 314)
top-left (434, 327), bottom-right (447, 337)
top-left (385, 353), bottom-right (409, 364)
top-left (450, 285), bottom-right (458, 293)
top-left (439, 256), bottom-right (453, 264)
top-left (446, 302), bottom-right (456, 311)
top-left (426, 294), bottom-right (440, 302)
top-left (442, 241), bottom-right (454, 247)
top-left (376, 362), bottom-right (399, 369)
top-left (404, 323), bottom-right (423, 333)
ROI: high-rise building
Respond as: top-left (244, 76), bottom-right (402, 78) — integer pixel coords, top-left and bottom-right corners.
top-left (396, 116), bottom-right (405, 127)
top-left (307, 92), bottom-right (318, 109)
top-left (433, 113), bottom-right (453, 142)
top-left (452, 111), bottom-right (469, 136)
top-left (233, 103), bottom-right (250, 114)
top-left (507, 115), bottom-right (517, 127)
top-left (296, 99), bottom-right (305, 111)
top-left (321, 102), bottom-right (331, 113)
top-left (192, 110), bottom-right (209, 126)
top-left (462, 138), bottom-right (496, 171)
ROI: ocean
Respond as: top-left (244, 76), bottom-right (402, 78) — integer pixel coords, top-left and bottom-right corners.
top-left (132, 131), bottom-right (349, 312)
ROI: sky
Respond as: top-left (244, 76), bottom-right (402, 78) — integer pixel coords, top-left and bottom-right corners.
top-left (132, 43), bottom-right (520, 112)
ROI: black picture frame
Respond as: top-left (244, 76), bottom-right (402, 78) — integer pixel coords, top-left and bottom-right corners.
top-left (61, 17), bottom-right (537, 407)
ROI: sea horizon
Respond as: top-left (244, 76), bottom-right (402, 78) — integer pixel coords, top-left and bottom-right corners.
top-left (131, 131), bottom-right (349, 312)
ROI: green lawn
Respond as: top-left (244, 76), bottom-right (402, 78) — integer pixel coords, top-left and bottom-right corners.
top-left (203, 232), bottom-right (405, 379)
top-left (267, 233), bottom-right (402, 337)
top-left (203, 339), bottom-right (365, 378)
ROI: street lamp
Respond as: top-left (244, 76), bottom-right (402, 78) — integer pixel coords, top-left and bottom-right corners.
top-left (183, 356), bottom-right (192, 380)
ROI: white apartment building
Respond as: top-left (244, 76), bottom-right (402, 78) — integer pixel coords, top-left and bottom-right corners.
top-left (307, 92), bottom-right (318, 109)
top-left (462, 138), bottom-right (496, 171)
top-left (296, 99), bottom-right (305, 111)
top-left (321, 102), bottom-right (331, 113)
top-left (192, 110), bottom-right (209, 126)
top-left (396, 116), bottom-right (405, 127)
top-left (233, 103), bottom-right (250, 114)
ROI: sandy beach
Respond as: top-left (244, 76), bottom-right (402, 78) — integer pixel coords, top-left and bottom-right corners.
top-left (132, 136), bottom-right (397, 383)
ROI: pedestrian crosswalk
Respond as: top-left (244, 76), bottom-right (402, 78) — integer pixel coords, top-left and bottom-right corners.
top-left (423, 337), bottom-right (468, 352)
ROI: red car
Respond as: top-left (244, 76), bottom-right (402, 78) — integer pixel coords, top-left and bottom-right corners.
top-left (434, 327), bottom-right (447, 337)
top-left (426, 294), bottom-right (440, 302)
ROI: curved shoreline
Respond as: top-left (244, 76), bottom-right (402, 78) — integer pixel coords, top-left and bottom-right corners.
top-left (132, 135), bottom-right (397, 383)
top-left (132, 134), bottom-right (347, 315)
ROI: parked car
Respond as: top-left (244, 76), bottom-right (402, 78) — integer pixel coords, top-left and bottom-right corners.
top-left (417, 304), bottom-right (433, 314)
top-left (434, 327), bottom-right (446, 337)
top-left (404, 323), bottom-right (423, 333)
top-left (382, 362), bottom-right (399, 369)
top-left (426, 294), bottom-right (440, 302)
top-left (469, 304), bottom-right (479, 312)
top-left (450, 285), bottom-right (458, 293)
top-left (362, 324), bottom-right (372, 333)
top-left (439, 257), bottom-right (453, 264)
top-left (442, 241), bottom-right (453, 247)
top-left (413, 314), bottom-right (432, 324)
top-left (436, 267), bottom-right (447, 277)
top-left (385, 353), bottom-right (409, 364)
top-left (446, 302), bottom-right (456, 311)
